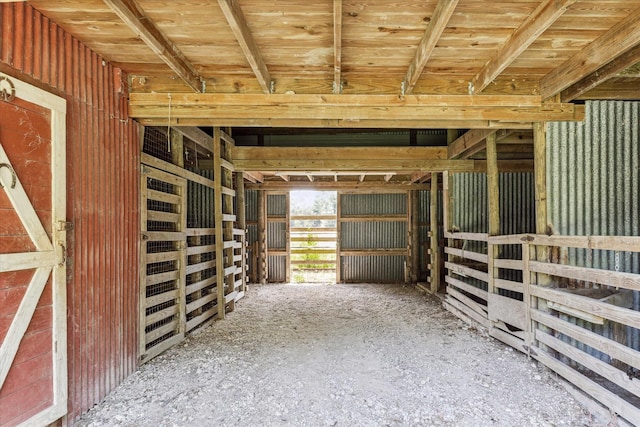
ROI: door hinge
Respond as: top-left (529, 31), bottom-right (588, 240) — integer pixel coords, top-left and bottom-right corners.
top-left (58, 220), bottom-right (74, 231)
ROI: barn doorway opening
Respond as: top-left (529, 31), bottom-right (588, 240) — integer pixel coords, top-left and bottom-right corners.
top-left (290, 191), bottom-right (337, 283)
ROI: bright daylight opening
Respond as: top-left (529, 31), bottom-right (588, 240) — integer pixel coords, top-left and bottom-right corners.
top-left (289, 190), bottom-right (337, 284)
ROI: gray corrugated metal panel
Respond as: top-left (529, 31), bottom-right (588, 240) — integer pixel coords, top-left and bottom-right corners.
top-left (340, 222), bottom-right (407, 250)
top-left (499, 173), bottom-right (535, 236)
top-left (267, 256), bottom-right (287, 283)
top-left (245, 189), bottom-right (258, 222)
top-left (267, 222), bottom-right (286, 249)
top-left (418, 190), bottom-right (430, 223)
top-left (547, 100), bottom-right (640, 357)
top-left (453, 173), bottom-right (487, 234)
top-left (340, 256), bottom-right (405, 283)
top-left (267, 194), bottom-right (288, 216)
top-left (247, 224), bottom-right (258, 245)
top-left (341, 193), bottom-right (407, 216)
top-left (548, 101), bottom-right (640, 272)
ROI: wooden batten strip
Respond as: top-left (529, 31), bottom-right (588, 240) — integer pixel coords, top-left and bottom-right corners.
top-left (529, 260), bottom-right (640, 292)
top-left (445, 275), bottom-right (488, 301)
top-left (445, 247), bottom-right (489, 264)
top-left (445, 261), bottom-right (489, 283)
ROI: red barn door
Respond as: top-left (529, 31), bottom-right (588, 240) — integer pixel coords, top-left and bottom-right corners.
top-left (0, 74), bottom-right (67, 426)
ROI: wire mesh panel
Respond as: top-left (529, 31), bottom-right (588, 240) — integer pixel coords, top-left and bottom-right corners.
top-left (140, 165), bottom-right (187, 362)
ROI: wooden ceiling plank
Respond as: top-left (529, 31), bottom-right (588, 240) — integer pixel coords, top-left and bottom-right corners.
top-left (561, 44), bottom-right (640, 102)
top-left (539, 5), bottom-right (640, 100)
top-left (217, 0), bottom-right (272, 94)
top-left (333, 0), bottom-right (342, 94)
top-left (103, 0), bottom-right (203, 92)
top-left (471, 0), bottom-right (576, 94)
top-left (402, 0), bottom-right (460, 95)
top-left (448, 129), bottom-right (497, 159)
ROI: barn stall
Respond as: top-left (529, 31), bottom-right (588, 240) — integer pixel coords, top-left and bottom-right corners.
top-left (0, 1), bottom-right (639, 425)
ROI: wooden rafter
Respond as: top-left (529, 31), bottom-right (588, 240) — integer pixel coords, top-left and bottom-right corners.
top-left (217, 0), bottom-right (272, 94)
top-left (539, 5), bottom-right (640, 100)
top-left (103, 0), bottom-right (203, 92)
top-left (470, 0), bottom-right (576, 94)
top-left (402, 0), bottom-right (459, 95)
top-left (333, 0), bottom-right (342, 94)
top-left (448, 129), bottom-right (497, 159)
top-left (561, 44), bottom-right (640, 101)
top-left (129, 93), bottom-right (584, 127)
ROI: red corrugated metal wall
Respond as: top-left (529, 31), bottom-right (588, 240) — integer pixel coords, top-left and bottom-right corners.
top-left (0, 3), bottom-right (140, 424)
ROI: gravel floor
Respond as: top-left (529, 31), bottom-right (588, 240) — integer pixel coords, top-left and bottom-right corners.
top-left (75, 283), bottom-right (600, 426)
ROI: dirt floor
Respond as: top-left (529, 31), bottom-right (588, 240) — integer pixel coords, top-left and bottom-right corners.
top-left (75, 283), bottom-right (600, 426)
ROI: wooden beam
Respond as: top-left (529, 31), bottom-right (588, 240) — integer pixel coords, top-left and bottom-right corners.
top-left (402, 0), bottom-right (459, 95)
top-left (539, 5), bottom-right (640, 99)
top-left (217, 0), bottom-right (272, 94)
top-left (130, 93), bottom-right (584, 126)
top-left (430, 173), bottom-right (440, 293)
top-left (243, 171), bottom-right (263, 183)
top-left (333, 0), bottom-right (342, 94)
top-left (561, 44), bottom-right (640, 102)
top-left (471, 0), bottom-right (575, 94)
top-left (448, 129), bottom-right (496, 159)
top-left (246, 181), bottom-right (431, 191)
top-left (103, 0), bottom-right (203, 92)
top-left (232, 146), bottom-right (477, 172)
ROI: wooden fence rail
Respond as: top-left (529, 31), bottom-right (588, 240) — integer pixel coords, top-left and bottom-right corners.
top-left (444, 233), bottom-right (640, 424)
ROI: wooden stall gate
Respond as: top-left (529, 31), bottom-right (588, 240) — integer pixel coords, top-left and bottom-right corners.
top-left (140, 127), bottom-right (244, 362)
top-left (0, 75), bottom-right (67, 425)
top-left (445, 232), bottom-right (640, 424)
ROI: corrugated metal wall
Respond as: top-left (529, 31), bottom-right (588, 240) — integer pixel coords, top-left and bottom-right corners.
top-left (547, 100), bottom-right (640, 356)
top-left (339, 193), bottom-right (407, 283)
top-left (267, 194), bottom-right (287, 282)
top-left (0, 3), bottom-right (140, 424)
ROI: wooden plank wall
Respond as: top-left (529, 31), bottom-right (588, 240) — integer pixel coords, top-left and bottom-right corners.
top-left (0, 3), bottom-right (141, 424)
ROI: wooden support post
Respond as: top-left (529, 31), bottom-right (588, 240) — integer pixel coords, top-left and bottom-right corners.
top-left (213, 128), bottom-right (226, 319)
top-left (336, 191), bottom-right (342, 284)
top-left (285, 191), bottom-right (291, 283)
top-left (258, 189), bottom-right (267, 284)
top-left (430, 174), bottom-right (440, 293)
top-left (486, 132), bottom-right (499, 301)
top-left (235, 172), bottom-right (247, 292)
top-left (533, 121), bottom-right (551, 347)
top-left (410, 190), bottom-right (420, 283)
top-left (170, 128), bottom-right (184, 167)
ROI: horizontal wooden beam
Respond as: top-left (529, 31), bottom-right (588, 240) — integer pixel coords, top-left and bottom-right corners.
top-left (103, 0), bottom-right (203, 92)
top-left (129, 93), bottom-right (584, 128)
top-left (539, 5), bottom-right (640, 99)
top-left (246, 181), bottom-right (431, 191)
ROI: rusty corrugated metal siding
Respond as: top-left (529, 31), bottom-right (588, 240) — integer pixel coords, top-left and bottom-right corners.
top-left (0, 3), bottom-right (140, 424)
top-left (547, 100), bottom-right (640, 355)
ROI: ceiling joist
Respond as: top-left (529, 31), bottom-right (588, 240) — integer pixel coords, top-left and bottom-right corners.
top-left (448, 129), bottom-right (497, 160)
top-left (217, 0), bottom-right (273, 94)
top-left (562, 44), bottom-right (640, 102)
top-left (470, 0), bottom-right (576, 94)
top-left (401, 0), bottom-right (459, 95)
top-left (539, 5), bottom-right (640, 100)
top-left (333, 0), bottom-right (342, 94)
top-left (103, 0), bottom-right (203, 92)
top-left (129, 93), bottom-right (584, 127)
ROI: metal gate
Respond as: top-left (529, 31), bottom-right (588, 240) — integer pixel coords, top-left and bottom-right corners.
top-left (0, 74), bottom-right (67, 425)
top-left (140, 165), bottom-right (187, 362)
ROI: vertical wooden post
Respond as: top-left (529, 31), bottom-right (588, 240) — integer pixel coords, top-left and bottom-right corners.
top-left (430, 174), bottom-right (440, 293)
top-left (235, 172), bottom-right (247, 292)
top-left (336, 191), bottom-right (342, 284)
top-left (170, 128), bottom-right (184, 167)
top-left (258, 189), bottom-right (267, 284)
top-left (410, 190), bottom-right (420, 283)
top-left (213, 128), bottom-right (226, 319)
top-left (486, 132), bottom-right (499, 314)
top-left (285, 191), bottom-right (291, 283)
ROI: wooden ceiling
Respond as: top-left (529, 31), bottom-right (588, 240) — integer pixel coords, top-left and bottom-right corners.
top-left (23, 0), bottom-right (640, 184)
